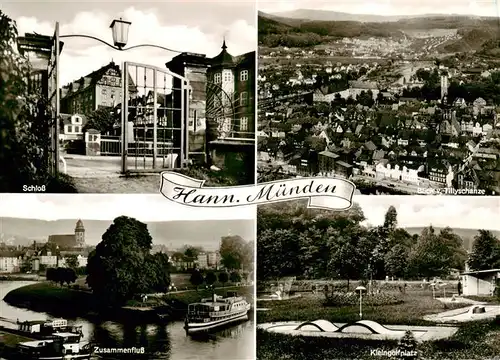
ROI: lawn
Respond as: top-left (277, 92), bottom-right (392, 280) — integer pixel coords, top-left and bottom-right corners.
top-left (257, 292), bottom-right (461, 326)
top-left (163, 285), bottom-right (254, 306)
top-left (3, 281), bottom-right (94, 316)
top-left (256, 282), bottom-right (500, 359)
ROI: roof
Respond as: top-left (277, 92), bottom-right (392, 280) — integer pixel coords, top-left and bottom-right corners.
top-left (336, 161), bottom-right (352, 168)
top-left (365, 141), bottom-right (377, 151)
top-left (210, 40), bottom-right (235, 67)
top-left (53, 332), bottom-right (79, 337)
top-left (60, 113), bottom-right (88, 126)
top-left (462, 269), bottom-right (500, 275)
top-left (20, 320), bottom-right (46, 325)
top-left (318, 150), bottom-right (339, 159)
top-left (48, 234), bottom-right (77, 248)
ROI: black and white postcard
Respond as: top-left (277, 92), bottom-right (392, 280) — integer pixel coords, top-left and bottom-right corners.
top-left (0, 0), bottom-right (256, 193)
top-left (257, 0), bottom-right (500, 196)
top-left (0, 194), bottom-right (255, 359)
top-left (256, 194), bottom-right (500, 359)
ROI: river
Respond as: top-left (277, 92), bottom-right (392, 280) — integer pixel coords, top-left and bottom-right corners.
top-left (0, 281), bottom-right (254, 359)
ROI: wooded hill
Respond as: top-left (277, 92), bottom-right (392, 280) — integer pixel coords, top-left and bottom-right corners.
top-left (258, 11), bottom-right (499, 52)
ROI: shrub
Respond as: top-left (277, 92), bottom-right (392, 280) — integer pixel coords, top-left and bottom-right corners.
top-left (324, 291), bottom-right (403, 306)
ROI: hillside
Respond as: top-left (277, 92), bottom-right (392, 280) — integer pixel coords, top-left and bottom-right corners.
top-left (269, 9), bottom-right (496, 23)
top-left (258, 11), bottom-right (498, 50)
top-left (404, 227), bottom-right (500, 251)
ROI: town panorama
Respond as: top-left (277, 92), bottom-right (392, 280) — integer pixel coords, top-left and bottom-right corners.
top-left (257, 11), bottom-right (500, 195)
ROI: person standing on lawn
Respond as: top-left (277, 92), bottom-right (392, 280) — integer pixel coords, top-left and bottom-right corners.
top-left (457, 280), bottom-right (462, 296)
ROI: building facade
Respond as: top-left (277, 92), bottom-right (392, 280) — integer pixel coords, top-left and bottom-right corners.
top-left (461, 269), bottom-right (500, 296)
top-left (61, 62), bottom-right (123, 115)
top-left (48, 219), bottom-right (85, 249)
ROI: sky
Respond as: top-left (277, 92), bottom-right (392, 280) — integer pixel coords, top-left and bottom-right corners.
top-left (355, 195), bottom-right (500, 230)
top-left (0, 194), bottom-right (255, 221)
top-left (0, 218), bottom-right (254, 249)
top-left (259, 0), bottom-right (500, 17)
top-left (2, 0), bottom-right (256, 85)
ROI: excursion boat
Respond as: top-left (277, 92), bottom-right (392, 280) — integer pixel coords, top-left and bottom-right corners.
top-left (184, 291), bottom-right (251, 333)
top-left (0, 318), bottom-right (83, 340)
top-left (13, 332), bottom-right (92, 360)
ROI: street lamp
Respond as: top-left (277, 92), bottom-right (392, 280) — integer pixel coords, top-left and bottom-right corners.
top-left (355, 286), bottom-right (366, 320)
top-left (58, 18), bottom-right (182, 53)
top-left (109, 18), bottom-right (131, 49)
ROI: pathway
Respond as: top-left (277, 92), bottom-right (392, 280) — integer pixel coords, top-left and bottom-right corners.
top-left (62, 154), bottom-right (160, 193)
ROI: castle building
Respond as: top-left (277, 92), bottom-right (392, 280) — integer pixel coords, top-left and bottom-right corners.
top-left (48, 219), bottom-right (85, 249)
top-left (60, 62), bottom-right (138, 116)
top-left (165, 40), bottom-right (255, 182)
top-left (166, 40), bottom-right (256, 141)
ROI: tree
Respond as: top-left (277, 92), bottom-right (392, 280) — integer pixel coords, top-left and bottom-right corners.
top-left (219, 235), bottom-right (248, 270)
top-left (396, 330), bottom-right (418, 360)
top-left (383, 206), bottom-right (398, 232)
top-left (86, 216), bottom-right (153, 306)
top-left (62, 267), bottom-right (77, 286)
top-left (468, 230), bottom-right (500, 271)
top-left (327, 225), bottom-right (369, 289)
top-left (83, 107), bottom-right (116, 134)
top-left (183, 246), bottom-right (202, 261)
top-left (0, 11), bottom-right (72, 192)
top-left (407, 226), bottom-right (463, 279)
top-left (205, 271), bottom-right (217, 286)
top-left (218, 271), bottom-right (229, 288)
top-left (54, 267), bottom-right (66, 286)
top-left (144, 252), bottom-right (171, 293)
top-left (230, 271), bottom-right (241, 284)
top-left (257, 228), bottom-right (301, 280)
top-left (46, 267), bottom-right (56, 283)
top-left (65, 254), bottom-right (79, 270)
top-left (190, 269), bottom-right (205, 291)
top-left (384, 245), bottom-right (409, 279)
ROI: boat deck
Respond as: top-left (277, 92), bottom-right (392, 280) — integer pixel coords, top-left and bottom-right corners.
top-left (0, 330), bottom-right (35, 348)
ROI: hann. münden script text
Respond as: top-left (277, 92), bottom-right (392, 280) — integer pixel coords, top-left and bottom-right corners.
top-left (171, 188), bottom-right (238, 205)
top-left (169, 180), bottom-right (337, 206)
top-left (246, 180), bottom-right (336, 202)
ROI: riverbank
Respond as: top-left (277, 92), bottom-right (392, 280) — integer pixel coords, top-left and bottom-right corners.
top-left (256, 292), bottom-right (500, 359)
top-left (3, 282), bottom-right (253, 321)
top-left (0, 274), bottom-right (42, 281)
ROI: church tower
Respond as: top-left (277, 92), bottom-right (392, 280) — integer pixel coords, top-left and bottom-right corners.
top-left (75, 219), bottom-right (85, 247)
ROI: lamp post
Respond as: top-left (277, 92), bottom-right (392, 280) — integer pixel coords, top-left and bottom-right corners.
top-left (42, 18), bottom-right (182, 175)
top-left (355, 285), bottom-right (366, 320)
top-left (58, 18), bottom-right (182, 53)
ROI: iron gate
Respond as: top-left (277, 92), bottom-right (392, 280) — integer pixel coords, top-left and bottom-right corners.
top-left (121, 61), bottom-right (189, 173)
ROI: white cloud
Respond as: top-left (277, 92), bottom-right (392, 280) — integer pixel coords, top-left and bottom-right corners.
top-left (0, 194), bottom-right (255, 222)
top-left (15, 7), bottom-right (256, 85)
top-left (355, 195), bottom-right (500, 230)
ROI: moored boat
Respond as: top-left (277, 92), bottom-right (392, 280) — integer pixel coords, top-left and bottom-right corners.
top-left (14, 332), bottom-right (92, 360)
top-left (184, 291), bottom-right (251, 334)
top-left (0, 318), bottom-right (83, 341)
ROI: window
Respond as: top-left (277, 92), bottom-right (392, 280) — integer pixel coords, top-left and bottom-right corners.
top-left (240, 70), bottom-right (249, 81)
top-left (240, 117), bottom-right (248, 131)
top-left (240, 92), bottom-right (248, 106)
top-left (223, 118), bottom-right (231, 132)
top-left (223, 70), bottom-right (232, 82)
top-left (214, 73), bottom-right (222, 84)
top-left (67, 125), bottom-right (73, 133)
top-left (75, 126), bottom-right (80, 133)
